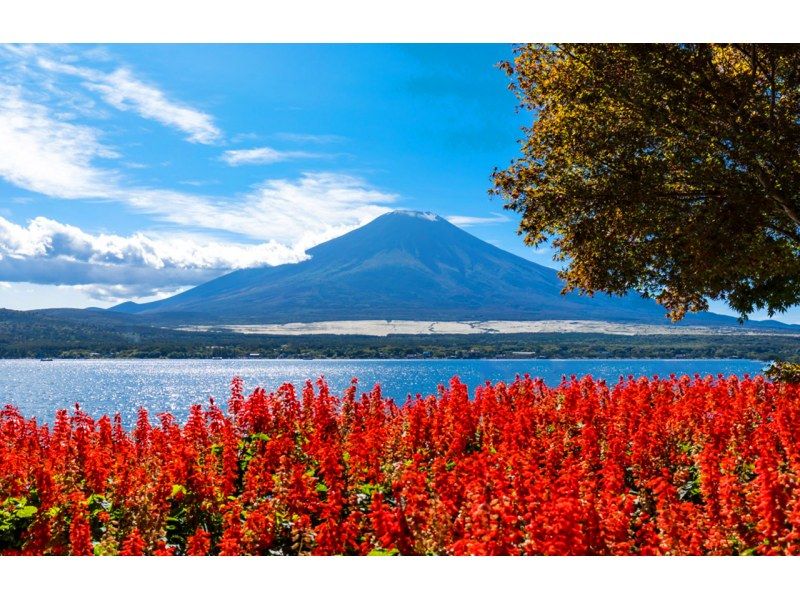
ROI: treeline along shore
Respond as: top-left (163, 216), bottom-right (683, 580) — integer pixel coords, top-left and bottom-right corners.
top-left (1, 309), bottom-right (798, 361)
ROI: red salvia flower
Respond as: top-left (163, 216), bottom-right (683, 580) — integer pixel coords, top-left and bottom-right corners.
top-left (120, 529), bottom-right (146, 556)
top-left (1, 375), bottom-right (800, 555)
top-left (186, 527), bottom-right (212, 556)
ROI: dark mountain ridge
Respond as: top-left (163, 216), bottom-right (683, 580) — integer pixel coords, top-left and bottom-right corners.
top-left (110, 210), bottom-right (790, 329)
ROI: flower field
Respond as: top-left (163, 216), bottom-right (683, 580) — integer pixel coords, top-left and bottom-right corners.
top-left (2, 373), bottom-right (800, 555)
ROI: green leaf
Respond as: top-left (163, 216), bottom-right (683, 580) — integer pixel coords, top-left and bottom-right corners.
top-left (368, 547), bottom-right (399, 556)
top-left (15, 505), bottom-right (37, 519)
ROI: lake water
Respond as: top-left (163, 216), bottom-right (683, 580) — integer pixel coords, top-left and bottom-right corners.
top-left (0, 358), bottom-right (768, 424)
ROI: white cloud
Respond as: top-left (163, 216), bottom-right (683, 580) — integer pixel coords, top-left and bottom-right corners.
top-left (0, 281), bottom-right (192, 310)
top-left (275, 132), bottom-right (345, 144)
top-left (0, 169), bottom-right (398, 297)
top-left (116, 172), bottom-right (396, 244)
top-left (0, 169), bottom-right (398, 299)
top-left (0, 215), bottom-right (308, 269)
top-left (87, 68), bottom-right (221, 144)
top-left (0, 215), bottom-right (310, 299)
top-left (0, 48), bottom-right (399, 300)
top-left (0, 88), bottom-right (396, 246)
top-left (235, 172), bottom-right (396, 245)
top-left (221, 146), bottom-right (322, 166)
top-left (71, 283), bottom-right (196, 304)
top-left (446, 213), bottom-right (510, 227)
top-left (37, 57), bottom-right (221, 144)
top-left (0, 84), bottom-right (118, 199)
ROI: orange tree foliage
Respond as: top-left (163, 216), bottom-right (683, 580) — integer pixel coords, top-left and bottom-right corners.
top-left (492, 44), bottom-right (800, 321)
top-left (2, 374), bottom-right (800, 555)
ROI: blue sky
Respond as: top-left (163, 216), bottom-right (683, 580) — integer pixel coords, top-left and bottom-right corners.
top-left (0, 43), bottom-right (795, 323)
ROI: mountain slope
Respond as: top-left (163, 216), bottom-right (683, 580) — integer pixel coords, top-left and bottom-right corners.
top-left (112, 210), bottom-right (781, 327)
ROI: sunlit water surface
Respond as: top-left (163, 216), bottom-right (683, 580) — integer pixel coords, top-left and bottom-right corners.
top-left (0, 358), bottom-right (767, 425)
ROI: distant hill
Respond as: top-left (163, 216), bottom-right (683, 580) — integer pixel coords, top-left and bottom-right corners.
top-left (110, 210), bottom-right (791, 329)
top-left (2, 307), bottom-right (799, 361)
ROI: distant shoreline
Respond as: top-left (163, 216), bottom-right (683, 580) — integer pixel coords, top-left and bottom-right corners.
top-left (174, 319), bottom-right (800, 337)
top-left (3, 310), bottom-right (798, 361)
top-left (3, 356), bottom-right (773, 362)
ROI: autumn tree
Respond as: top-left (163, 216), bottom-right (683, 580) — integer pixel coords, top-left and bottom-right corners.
top-left (492, 44), bottom-right (800, 320)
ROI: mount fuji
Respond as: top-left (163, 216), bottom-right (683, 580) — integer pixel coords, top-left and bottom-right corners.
top-left (110, 210), bottom-right (783, 329)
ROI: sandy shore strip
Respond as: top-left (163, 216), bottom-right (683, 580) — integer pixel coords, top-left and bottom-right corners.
top-left (174, 320), bottom-right (800, 337)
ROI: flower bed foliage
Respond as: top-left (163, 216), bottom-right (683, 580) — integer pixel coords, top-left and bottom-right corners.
top-left (2, 374), bottom-right (800, 555)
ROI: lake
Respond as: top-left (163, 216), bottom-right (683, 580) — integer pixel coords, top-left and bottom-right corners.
top-left (0, 358), bottom-right (768, 424)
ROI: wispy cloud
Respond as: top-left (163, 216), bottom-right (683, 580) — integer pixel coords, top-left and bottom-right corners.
top-left (0, 84), bottom-right (118, 199)
top-left (36, 56), bottom-right (222, 144)
top-left (230, 172), bottom-right (396, 245)
top-left (0, 179), bottom-right (398, 298)
top-left (0, 86), bottom-right (396, 246)
top-left (275, 132), bottom-right (345, 144)
top-left (86, 68), bottom-right (221, 144)
top-left (446, 213), bottom-right (510, 227)
top-left (221, 146), bottom-right (323, 166)
top-left (0, 46), bottom-right (399, 299)
top-left (119, 172), bottom-right (397, 245)
top-left (0, 103), bottom-right (396, 297)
